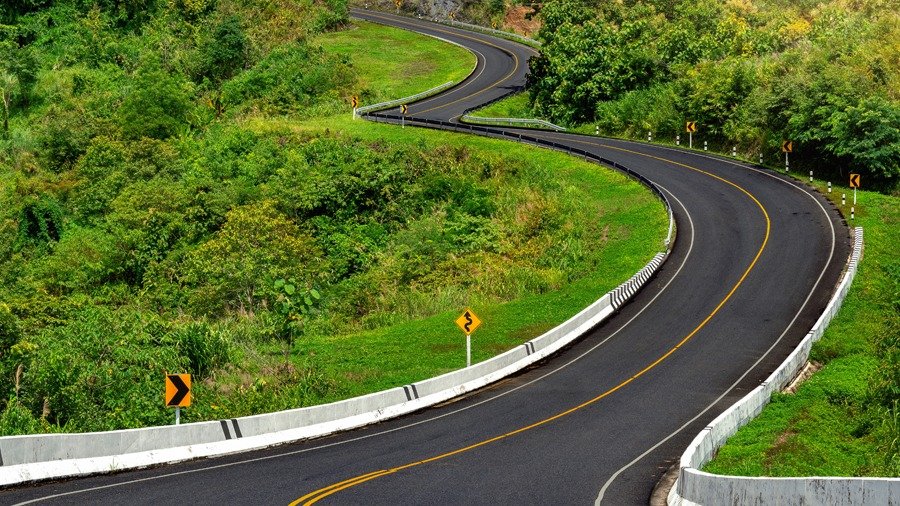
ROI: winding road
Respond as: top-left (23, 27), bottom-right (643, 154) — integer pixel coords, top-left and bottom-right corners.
top-left (1, 10), bottom-right (850, 505)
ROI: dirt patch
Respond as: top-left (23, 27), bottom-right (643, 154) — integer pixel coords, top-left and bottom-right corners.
top-left (764, 427), bottom-right (802, 471)
top-left (504, 5), bottom-right (540, 37)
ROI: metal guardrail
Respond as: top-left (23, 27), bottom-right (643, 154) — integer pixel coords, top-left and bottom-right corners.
top-left (460, 114), bottom-right (566, 132)
top-left (438, 18), bottom-right (540, 48)
top-left (354, 81), bottom-right (455, 117)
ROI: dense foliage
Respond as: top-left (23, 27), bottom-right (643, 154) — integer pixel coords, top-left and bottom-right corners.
top-left (0, 1), bottom-right (655, 433)
top-left (528, 0), bottom-right (900, 190)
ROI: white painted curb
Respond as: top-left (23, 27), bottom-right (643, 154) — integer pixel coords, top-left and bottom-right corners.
top-left (668, 228), bottom-right (900, 505)
top-left (0, 252), bottom-right (667, 486)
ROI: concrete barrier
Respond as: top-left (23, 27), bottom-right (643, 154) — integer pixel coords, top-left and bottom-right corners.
top-left (0, 252), bottom-right (668, 486)
top-left (668, 228), bottom-right (900, 505)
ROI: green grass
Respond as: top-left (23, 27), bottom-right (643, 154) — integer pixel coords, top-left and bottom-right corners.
top-left (227, 20), bottom-right (666, 410)
top-left (468, 92), bottom-right (535, 119)
top-left (313, 20), bottom-right (475, 104)
top-left (704, 181), bottom-right (900, 477)
top-left (241, 113), bottom-right (667, 402)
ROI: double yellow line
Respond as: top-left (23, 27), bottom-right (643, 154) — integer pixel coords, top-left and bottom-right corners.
top-left (292, 137), bottom-right (771, 505)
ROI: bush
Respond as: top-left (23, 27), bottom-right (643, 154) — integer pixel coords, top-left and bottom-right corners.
top-left (118, 60), bottom-right (194, 140)
top-left (221, 42), bottom-right (353, 114)
top-left (194, 15), bottom-right (250, 86)
top-left (18, 306), bottom-right (183, 432)
top-left (184, 200), bottom-right (322, 314)
top-left (0, 303), bottom-right (21, 355)
top-left (168, 321), bottom-right (231, 379)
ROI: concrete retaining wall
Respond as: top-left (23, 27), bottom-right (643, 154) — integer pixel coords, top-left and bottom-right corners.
top-left (0, 251), bottom-right (667, 485)
top-left (669, 228), bottom-right (900, 505)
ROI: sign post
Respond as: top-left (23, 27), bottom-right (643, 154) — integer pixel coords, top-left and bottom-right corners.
top-left (165, 374), bottom-right (191, 425)
top-left (455, 308), bottom-right (482, 367)
top-left (400, 104), bottom-right (408, 128)
top-left (351, 96), bottom-right (359, 119)
top-left (782, 141), bottom-right (793, 171)
top-left (849, 173), bottom-right (860, 205)
top-left (686, 122), bottom-right (697, 149)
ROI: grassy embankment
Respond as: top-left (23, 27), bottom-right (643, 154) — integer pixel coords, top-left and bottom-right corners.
top-left (312, 21), bottom-right (473, 102)
top-left (704, 183), bottom-right (899, 477)
top-left (0, 10), bottom-right (666, 432)
top-left (228, 21), bottom-right (668, 403)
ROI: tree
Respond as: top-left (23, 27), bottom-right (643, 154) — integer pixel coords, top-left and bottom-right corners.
top-left (185, 200), bottom-right (323, 314)
top-left (118, 61), bottom-right (193, 140)
top-left (0, 72), bottom-right (18, 135)
top-left (195, 15), bottom-right (250, 86)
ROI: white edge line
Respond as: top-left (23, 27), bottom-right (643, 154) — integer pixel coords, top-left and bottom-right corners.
top-left (594, 151), bottom-right (841, 505)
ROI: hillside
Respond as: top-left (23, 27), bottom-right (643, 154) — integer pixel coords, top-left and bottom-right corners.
top-left (526, 0), bottom-right (900, 191)
top-left (0, 2), bottom-right (665, 433)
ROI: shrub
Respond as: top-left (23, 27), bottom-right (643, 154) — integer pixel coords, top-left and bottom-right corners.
top-left (118, 60), bottom-right (194, 140)
top-left (168, 321), bottom-right (231, 379)
top-left (221, 42), bottom-right (353, 114)
top-left (184, 200), bottom-right (322, 314)
top-left (19, 306), bottom-right (183, 432)
top-left (194, 15), bottom-right (249, 86)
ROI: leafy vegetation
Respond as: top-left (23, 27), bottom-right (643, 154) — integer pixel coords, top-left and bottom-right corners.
top-left (525, 0), bottom-right (900, 190)
top-left (0, 2), bottom-right (665, 433)
top-left (705, 185), bottom-right (900, 477)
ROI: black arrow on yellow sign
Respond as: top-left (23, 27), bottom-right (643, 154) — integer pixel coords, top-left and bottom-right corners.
top-left (781, 140), bottom-right (793, 153)
top-left (165, 374), bottom-right (191, 407)
top-left (849, 173), bottom-right (860, 188)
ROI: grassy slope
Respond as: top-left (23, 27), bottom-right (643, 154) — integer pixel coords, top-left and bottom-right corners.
top-left (211, 19), bottom-right (667, 406)
top-left (313, 20), bottom-right (474, 103)
top-left (241, 113), bottom-right (666, 402)
top-left (704, 182), bottom-right (899, 477)
top-left (468, 92), bottom-right (534, 119)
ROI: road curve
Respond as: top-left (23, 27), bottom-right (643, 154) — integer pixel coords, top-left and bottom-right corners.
top-left (1, 10), bottom-right (850, 506)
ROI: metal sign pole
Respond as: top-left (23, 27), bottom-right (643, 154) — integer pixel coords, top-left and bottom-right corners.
top-left (466, 334), bottom-right (471, 367)
top-left (854, 187), bottom-right (857, 206)
top-left (689, 132), bottom-right (692, 149)
top-left (176, 407), bottom-right (180, 426)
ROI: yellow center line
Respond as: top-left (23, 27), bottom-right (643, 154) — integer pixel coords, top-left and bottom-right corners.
top-left (354, 11), bottom-right (524, 116)
top-left (292, 142), bottom-right (772, 506)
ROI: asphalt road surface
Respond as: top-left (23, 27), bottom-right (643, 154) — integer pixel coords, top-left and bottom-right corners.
top-left (1, 10), bottom-right (851, 506)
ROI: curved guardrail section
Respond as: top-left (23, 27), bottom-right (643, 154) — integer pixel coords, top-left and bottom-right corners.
top-left (0, 120), bottom-right (674, 487)
top-left (667, 228), bottom-right (900, 505)
top-left (355, 81), bottom-right (455, 117)
top-left (460, 114), bottom-right (566, 131)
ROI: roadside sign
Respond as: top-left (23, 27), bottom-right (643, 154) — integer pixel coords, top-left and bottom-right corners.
top-left (400, 104), bottom-right (408, 114)
top-left (351, 96), bottom-right (359, 108)
top-left (685, 121), bottom-right (697, 133)
top-left (781, 140), bottom-right (793, 153)
top-left (455, 308), bottom-right (482, 367)
top-left (455, 308), bottom-right (482, 335)
top-left (165, 374), bottom-right (191, 408)
top-left (849, 173), bottom-right (860, 188)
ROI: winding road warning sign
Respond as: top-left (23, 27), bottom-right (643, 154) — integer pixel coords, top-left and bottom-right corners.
top-left (455, 308), bottom-right (482, 335)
